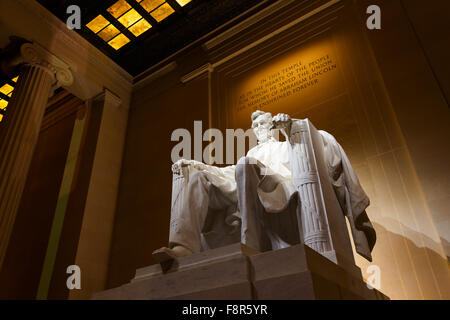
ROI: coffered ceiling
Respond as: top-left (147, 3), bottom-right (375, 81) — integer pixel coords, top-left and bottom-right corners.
top-left (35, 0), bottom-right (276, 76)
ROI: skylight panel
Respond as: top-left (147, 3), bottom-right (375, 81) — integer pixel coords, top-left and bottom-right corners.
top-left (86, 0), bottom-right (186, 50)
top-left (150, 2), bottom-right (174, 22)
top-left (86, 15), bottom-right (109, 33)
top-left (107, 0), bottom-right (132, 18)
top-left (128, 19), bottom-right (152, 37)
top-left (108, 33), bottom-right (131, 50)
top-left (0, 77), bottom-right (18, 123)
top-left (175, 0), bottom-right (192, 6)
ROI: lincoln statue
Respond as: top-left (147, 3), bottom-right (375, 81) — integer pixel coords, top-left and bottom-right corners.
top-left (153, 111), bottom-right (376, 266)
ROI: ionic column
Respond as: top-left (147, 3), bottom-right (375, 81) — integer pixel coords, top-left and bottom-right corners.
top-left (0, 38), bottom-right (73, 269)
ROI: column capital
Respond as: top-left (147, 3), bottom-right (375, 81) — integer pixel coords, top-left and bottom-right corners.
top-left (1, 36), bottom-right (74, 88)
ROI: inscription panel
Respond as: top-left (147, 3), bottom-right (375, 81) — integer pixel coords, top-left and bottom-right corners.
top-left (228, 35), bottom-right (345, 130)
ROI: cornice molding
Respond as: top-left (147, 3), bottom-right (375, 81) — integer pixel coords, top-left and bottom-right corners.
top-left (180, 63), bottom-right (214, 84)
top-left (203, 0), bottom-right (296, 51)
top-left (134, 62), bottom-right (177, 91)
top-left (211, 0), bottom-right (342, 70)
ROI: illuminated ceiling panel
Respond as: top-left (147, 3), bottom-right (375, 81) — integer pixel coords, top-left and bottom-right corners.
top-left (108, 33), bottom-right (131, 50)
top-left (175, 0), bottom-right (192, 6)
top-left (129, 19), bottom-right (152, 37)
top-left (37, 0), bottom-right (272, 75)
top-left (150, 2), bottom-right (175, 22)
top-left (86, 0), bottom-right (180, 50)
top-left (107, 0), bottom-right (131, 18)
top-left (86, 15), bottom-right (109, 33)
top-left (97, 24), bottom-right (120, 42)
top-left (0, 100), bottom-right (7, 122)
top-left (139, 0), bottom-right (165, 13)
top-left (87, 15), bottom-right (129, 50)
top-left (0, 77), bottom-right (18, 123)
top-left (118, 9), bottom-right (143, 28)
top-left (0, 84), bottom-right (14, 96)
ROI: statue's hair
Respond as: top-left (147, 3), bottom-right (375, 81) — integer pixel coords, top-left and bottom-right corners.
top-left (251, 110), bottom-right (272, 122)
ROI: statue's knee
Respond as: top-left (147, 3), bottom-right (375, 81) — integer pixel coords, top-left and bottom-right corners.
top-left (236, 157), bottom-right (258, 177)
top-left (237, 156), bottom-right (257, 166)
top-left (189, 171), bottom-right (208, 185)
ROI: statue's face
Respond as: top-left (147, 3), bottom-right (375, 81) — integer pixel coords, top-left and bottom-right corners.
top-left (252, 113), bottom-right (273, 143)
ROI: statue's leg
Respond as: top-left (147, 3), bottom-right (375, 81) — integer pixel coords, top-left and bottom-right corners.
top-left (168, 171), bottom-right (213, 253)
top-left (154, 170), bottom-right (237, 264)
top-left (153, 171), bottom-right (213, 263)
top-left (236, 157), bottom-right (271, 252)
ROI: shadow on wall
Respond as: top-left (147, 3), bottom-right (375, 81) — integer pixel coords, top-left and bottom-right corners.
top-left (359, 220), bottom-right (450, 300)
top-left (443, 238), bottom-right (450, 264)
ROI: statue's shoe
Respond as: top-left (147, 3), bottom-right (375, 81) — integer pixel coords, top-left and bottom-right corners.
top-left (152, 247), bottom-right (177, 263)
top-left (152, 246), bottom-right (192, 263)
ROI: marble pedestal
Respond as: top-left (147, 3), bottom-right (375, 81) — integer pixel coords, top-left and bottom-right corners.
top-left (92, 243), bottom-right (388, 300)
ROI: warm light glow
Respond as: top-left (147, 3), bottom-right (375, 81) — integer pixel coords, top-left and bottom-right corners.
top-left (86, 15), bottom-right (109, 33)
top-left (129, 19), bottom-right (152, 36)
top-left (107, 0), bottom-right (132, 18)
top-left (0, 77), bottom-right (17, 123)
top-left (0, 99), bottom-right (7, 109)
top-left (97, 24), bottom-right (120, 41)
top-left (118, 9), bottom-right (143, 28)
top-left (150, 2), bottom-right (174, 22)
top-left (87, 0), bottom-right (184, 48)
top-left (0, 84), bottom-right (14, 96)
top-left (0, 97), bottom-right (9, 123)
top-left (175, 0), bottom-right (192, 6)
top-left (139, 0), bottom-right (165, 12)
top-left (108, 33), bottom-right (131, 50)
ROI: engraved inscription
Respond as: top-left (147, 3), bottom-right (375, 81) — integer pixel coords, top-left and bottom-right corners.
top-left (237, 54), bottom-right (337, 112)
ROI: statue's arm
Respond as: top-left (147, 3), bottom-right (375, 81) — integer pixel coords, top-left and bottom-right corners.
top-left (172, 159), bottom-right (235, 178)
top-left (199, 162), bottom-right (236, 178)
top-left (218, 164), bottom-right (236, 179)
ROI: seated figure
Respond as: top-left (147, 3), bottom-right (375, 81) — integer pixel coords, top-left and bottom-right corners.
top-left (153, 111), bottom-right (376, 265)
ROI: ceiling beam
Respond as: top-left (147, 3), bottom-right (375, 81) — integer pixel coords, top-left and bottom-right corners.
top-left (166, 0), bottom-right (183, 11)
top-left (124, 0), bottom-right (159, 27)
top-left (102, 9), bottom-right (137, 42)
top-left (0, 92), bottom-right (10, 101)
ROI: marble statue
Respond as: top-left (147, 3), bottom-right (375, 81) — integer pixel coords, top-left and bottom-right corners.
top-left (153, 111), bottom-right (376, 268)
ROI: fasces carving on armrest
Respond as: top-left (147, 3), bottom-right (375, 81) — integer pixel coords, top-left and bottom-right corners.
top-left (172, 164), bottom-right (193, 181)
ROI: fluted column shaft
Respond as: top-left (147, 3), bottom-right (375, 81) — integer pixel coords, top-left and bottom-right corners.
top-left (0, 64), bottom-right (53, 267)
top-left (0, 38), bottom-right (73, 270)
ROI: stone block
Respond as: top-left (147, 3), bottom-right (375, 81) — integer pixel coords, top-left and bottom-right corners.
top-left (93, 243), bottom-right (389, 300)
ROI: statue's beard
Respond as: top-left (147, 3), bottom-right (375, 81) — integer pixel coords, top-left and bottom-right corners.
top-left (255, 129), bottom-right (272, 144)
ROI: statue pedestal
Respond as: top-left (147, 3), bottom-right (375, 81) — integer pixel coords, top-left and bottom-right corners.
top-left (92, 243), bottom-right (388, 300)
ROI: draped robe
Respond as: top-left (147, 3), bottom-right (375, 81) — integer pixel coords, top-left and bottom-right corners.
top-left (169, 130), bottom-right (376, 261)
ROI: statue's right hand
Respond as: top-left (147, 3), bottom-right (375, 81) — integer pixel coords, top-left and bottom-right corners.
top-left (172, 159), bottom-right (192, 173)
top-left (172, 159), bottom-right (209, 173)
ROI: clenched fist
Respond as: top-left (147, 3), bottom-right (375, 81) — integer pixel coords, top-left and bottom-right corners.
top-left (271, 113), bottom-right (292, 129)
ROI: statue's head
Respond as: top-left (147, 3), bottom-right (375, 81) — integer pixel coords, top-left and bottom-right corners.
top-left (251, 110), bottom-right (273, 143)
